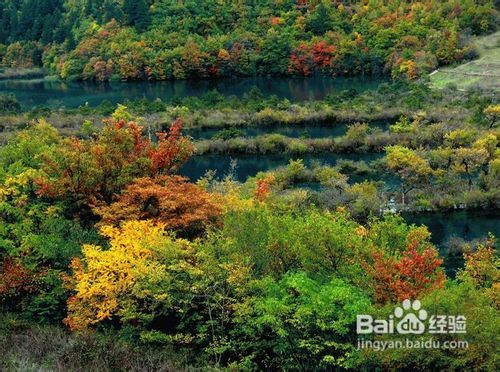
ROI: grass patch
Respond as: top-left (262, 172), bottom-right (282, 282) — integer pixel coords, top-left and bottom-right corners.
top-left (430, 32), bottom-right (500, 91)
top-left (0, 315), bottom-right (191, 371)
top-left (0, 68), bottom-right (46, 80)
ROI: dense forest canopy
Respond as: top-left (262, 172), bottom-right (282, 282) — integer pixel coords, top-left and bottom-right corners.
top-left (0, 0), bottom-right (497, 80)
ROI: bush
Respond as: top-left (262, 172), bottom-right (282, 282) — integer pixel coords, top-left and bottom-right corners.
top-left (286, 139), bottom-right (310, 154)
top-left (0, 94), bottom-right (21, 114)
top-left (212, 127), bottom-right (244, 140)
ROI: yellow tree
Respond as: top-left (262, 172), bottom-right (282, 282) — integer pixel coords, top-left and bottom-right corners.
top-left (386, 145), bottom-right (432, 205)
top-left (483, 104), bottom-right (500, 128)
top-left (453, 147), bottom-right (488, 191)
top-left (64, 220), bottom-right (200, 331)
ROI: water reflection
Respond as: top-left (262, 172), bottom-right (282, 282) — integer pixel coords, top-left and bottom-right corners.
top-left (0, 75), bottom-right (383, 108)
top-left (186, 120), bottom-right (389, 139)
top-left (181, 152), bottom-right (383, 182)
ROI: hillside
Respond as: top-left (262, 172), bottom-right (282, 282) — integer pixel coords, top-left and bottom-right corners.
top-left (0, 1), bottom-right (497, 81)
top-left (430, 31), bottom-right (500, 91)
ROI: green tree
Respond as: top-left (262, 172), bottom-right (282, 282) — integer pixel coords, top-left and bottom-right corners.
top-left (306, 1), bottom-right (334, 35)
top-left (231, 272), bottom-right (371, 369)
top-left (0, 121), bottom-right (100, 321)
top-left (123, 0), bottom-right (150, 32)
top-left (258, 29), bottom-right (291, 75)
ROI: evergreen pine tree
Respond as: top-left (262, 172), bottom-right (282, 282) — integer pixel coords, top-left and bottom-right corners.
top-left (123, 0), bottom-right (150, 32)
top-left (0, 0), bottom-right (7, 43)
top-left (306, 1), bottom-right (333, 35)
top-left (8, 6), bottom-right (19, 42)
top-left (103, 0), bottom-right (124, 23)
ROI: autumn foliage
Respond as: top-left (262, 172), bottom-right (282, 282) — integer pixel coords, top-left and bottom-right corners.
top-left (64, 220), bottom-right (198, 331)
top-left (254, 175), bottom-right (275, 202)
top-left (289, 41), bottom-right (336, 76)
top-left (289, 44), bottom-right (313, 76)
top-left (150, 118), bottom-right (194, 173)
top-left (0, 259), bottom-right (37, 299)
top-left (459, 240), bottom-right (499, 289)
top-left (95, 176), bottom-right (223, 237)
top-left (36, 117), bottom-right (193, 207)
top-left (311, 41), bottom-right (336, 69)
top-left (365, 229), bottom-right (445, 304)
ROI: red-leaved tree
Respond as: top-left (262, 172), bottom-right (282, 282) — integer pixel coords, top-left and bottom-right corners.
top-left (36, 118), bottom-right (194, 208)
top-left (365, 230), bottom-right (445, 304)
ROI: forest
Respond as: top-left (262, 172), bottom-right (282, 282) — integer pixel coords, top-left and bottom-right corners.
top-left (0, 0), bottom-right (497, 80)
top-left (0, 1), bottom-right (499, 371)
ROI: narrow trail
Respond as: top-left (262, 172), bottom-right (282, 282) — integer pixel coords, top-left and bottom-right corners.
top-left (436, 69), bottom-right (500, 78)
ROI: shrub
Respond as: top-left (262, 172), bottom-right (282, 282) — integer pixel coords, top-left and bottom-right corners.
top-left (286, 139), bottom-right (309, 154)
top-left (0, 94), bottom-right (21, 114)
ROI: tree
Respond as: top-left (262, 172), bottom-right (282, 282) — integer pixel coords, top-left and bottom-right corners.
top-left (370, 278), bottom-right (498, 370)
top-left (306, 1), bottom-right (333, 35)
top-left (452, 147), bottom-right (488, 191)
top-left (259, 29), bottom-right (291, 75)
top-left (36, 116), bottom-right (194, 209)
top-left (288, 43), bottom-right (312, 76)
top-left (95, 176), bottom-right (223, 238)
top-left (181, 39), bottom-right (208, 78)
top-left (312, 40), bottom-right (336, 71)
top-left (209, 207), bottom-right (366, 279)
top-left (458, 238), bottom-right (498, 290)
top-left (483, 104), bottom-right (499, 128)
top-left (0, 258), bottom-right (37, 301)
top-left (231, 272), bottom-right (371, 369)
top-left (365, 229), bottom-right (445, 304)
top-left (347, 181), bottom-right (383, 217)
top-left (123, 0), bottom-right (150, 31)
top-left (103, 0), bottom-right (124, 23)
top-left (386, 145), bottom-right (432, 205)
top-left (150, 118), bottom-right (194, 174)
top-left (64, 220), bottom-right (200, 331)
top-left (370, 238), bottom-right (499, 369)
top-left (254, 175), bottom-right (275, 202)
top-left (0, 121), bottom-right (100, 320)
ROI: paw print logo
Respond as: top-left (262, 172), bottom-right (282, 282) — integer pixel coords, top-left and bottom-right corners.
top-left (394, 299), bottom-right (427, 334)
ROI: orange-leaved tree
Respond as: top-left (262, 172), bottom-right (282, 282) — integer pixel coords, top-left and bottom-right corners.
top-left (254, 175), bottom-right (275, 202)
top-left (0, 258), bottom-right (39, 301)
top-left (94, 176), bottom-right (222, 237)
top-left (311, 40), bottom-right (336, 70)
top-left (288, 44), bottom-right (313, 76)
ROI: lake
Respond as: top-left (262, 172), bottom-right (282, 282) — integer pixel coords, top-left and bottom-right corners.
top-left (180, 152), bottom-right (384, 182)
top-left (405, 210), bottom-right (499, 276)
top-left (186, 120), bottom-right (389, 139)
top-left (0, 75), bottom-right (382, 109)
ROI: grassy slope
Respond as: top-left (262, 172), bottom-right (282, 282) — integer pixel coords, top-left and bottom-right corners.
top-left (430, 32), bottom-right (500, 91)
top-left (0, 316), bottom-right (187, 371)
